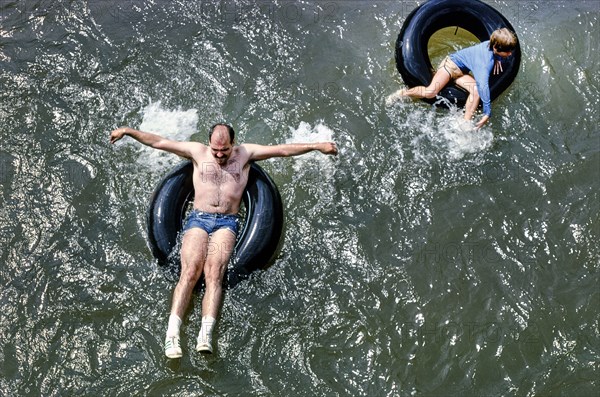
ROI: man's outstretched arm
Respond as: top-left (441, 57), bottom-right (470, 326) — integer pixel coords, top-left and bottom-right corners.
top-left (243, 142), bottom-right (338, 161)
top-left (109, 127), bottom-right (198, 158)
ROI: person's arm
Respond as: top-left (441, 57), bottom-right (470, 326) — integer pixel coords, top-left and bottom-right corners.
top-left (109, 127), bottom-right (199, 158)
top-left (473, 63), bottom-right (493, 129)
top-left (242, 142), bottom-right (338, 161)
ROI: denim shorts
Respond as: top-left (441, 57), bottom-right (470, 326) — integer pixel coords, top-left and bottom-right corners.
top-left (183, 210), bottom-right (239, 236)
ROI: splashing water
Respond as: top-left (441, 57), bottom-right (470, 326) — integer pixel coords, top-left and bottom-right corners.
top-left (138, 101), bottom-right (199, 140)
top-left (433, 111), bottom-right (494, 161)
top-left (284, 121), bottom-right (337, 178)
top-left (108, 101), bottom-right (197, 171)
top-left (391, 99), bottom-right (494, 163)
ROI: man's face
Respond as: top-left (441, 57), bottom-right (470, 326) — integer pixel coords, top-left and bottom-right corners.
top-left (210, 132), bottom-right (233, 165)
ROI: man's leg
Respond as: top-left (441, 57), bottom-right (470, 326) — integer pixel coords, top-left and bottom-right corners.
top-left (454, 74), bottom-right (480, 120)
top-left (172, 228), bottom-right (210, 317)
top-left (165, 228), bottom-right (209, 358)
top-left (196, 228), bottom-right (236, 353)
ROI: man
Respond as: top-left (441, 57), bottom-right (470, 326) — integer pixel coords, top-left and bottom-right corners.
top-left (109, 123), bottom-right (338, 358)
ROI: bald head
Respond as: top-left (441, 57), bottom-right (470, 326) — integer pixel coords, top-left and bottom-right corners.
top-left (208, 123), bottom-right (235, 165)
top-left (209, 123), bottom-right (235, 145)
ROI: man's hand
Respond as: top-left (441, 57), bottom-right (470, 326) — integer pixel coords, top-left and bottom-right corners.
top-left (109, 127), bottom-right (130, 144)
top-left (319, 142), bottom-right (338, 155)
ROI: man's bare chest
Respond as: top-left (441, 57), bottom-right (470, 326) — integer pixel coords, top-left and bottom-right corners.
top-left (197, 160), bottom-right (245, 186)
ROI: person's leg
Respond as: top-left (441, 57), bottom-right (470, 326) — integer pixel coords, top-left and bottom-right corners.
top-left (165, 227), bottom-right (209, 358)
top-left (454, 74), bottom-right (480, 120)
top-left (401, 68), bottom-right (452, 100)
top-left (172, 228), bottom-right (210, 317)
top-left (387, 59), bottom-right (453, 106)
top-left (196, 228), bottom-right (236, 353)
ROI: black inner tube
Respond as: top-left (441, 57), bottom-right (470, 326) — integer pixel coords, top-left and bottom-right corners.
top-left (146, 161), bottom-right (284, 289)
top-left (395, 0), bottom-right (521, 108)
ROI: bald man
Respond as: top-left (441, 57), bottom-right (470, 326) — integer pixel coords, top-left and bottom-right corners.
top-left (110, 123), bottom-right (337, 358)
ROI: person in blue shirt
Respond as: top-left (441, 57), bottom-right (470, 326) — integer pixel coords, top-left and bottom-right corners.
top-left (387, 28), bottom-right (518, 129)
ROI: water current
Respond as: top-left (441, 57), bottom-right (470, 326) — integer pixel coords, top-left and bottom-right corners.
top-left (0, 1), bottom-right (598, 396)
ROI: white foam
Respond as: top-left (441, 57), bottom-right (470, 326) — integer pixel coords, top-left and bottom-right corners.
top-left (138, 101), bottom-right (198, 140)
top-left (132, 101), bottom-right (199, 170)
top-left (286, 121), bottom-right (334, 143)
top-left (439, 116), bottom-right (494, 160)
top-left (285, 121), bottom-right (336, 176)
top-left (406, 106), bottom-right (494, 162)
top-left (282, 121), bottom-right (337, 206)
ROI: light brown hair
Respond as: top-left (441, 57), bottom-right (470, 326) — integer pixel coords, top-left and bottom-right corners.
top-left (489, 28), bottom-right (517, 52)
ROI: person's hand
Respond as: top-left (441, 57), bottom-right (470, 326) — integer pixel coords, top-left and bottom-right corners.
top-left (493, 59), bottom-right (503, 75)
top-left (319, 142), bottom-right (338, 155)
top-left (109, 127), bottom-right (129, 144)
top-left (475, 115), bottom-right (490, 129)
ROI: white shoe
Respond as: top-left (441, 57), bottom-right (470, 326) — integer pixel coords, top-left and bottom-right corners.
top-left (165, 336), bottom-right (182, 359)
top-left (196, 332), bottom-right (213, 354)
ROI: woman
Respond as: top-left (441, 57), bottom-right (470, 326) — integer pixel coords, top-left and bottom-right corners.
top-left (386, 28), bottom-right (518, 129)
